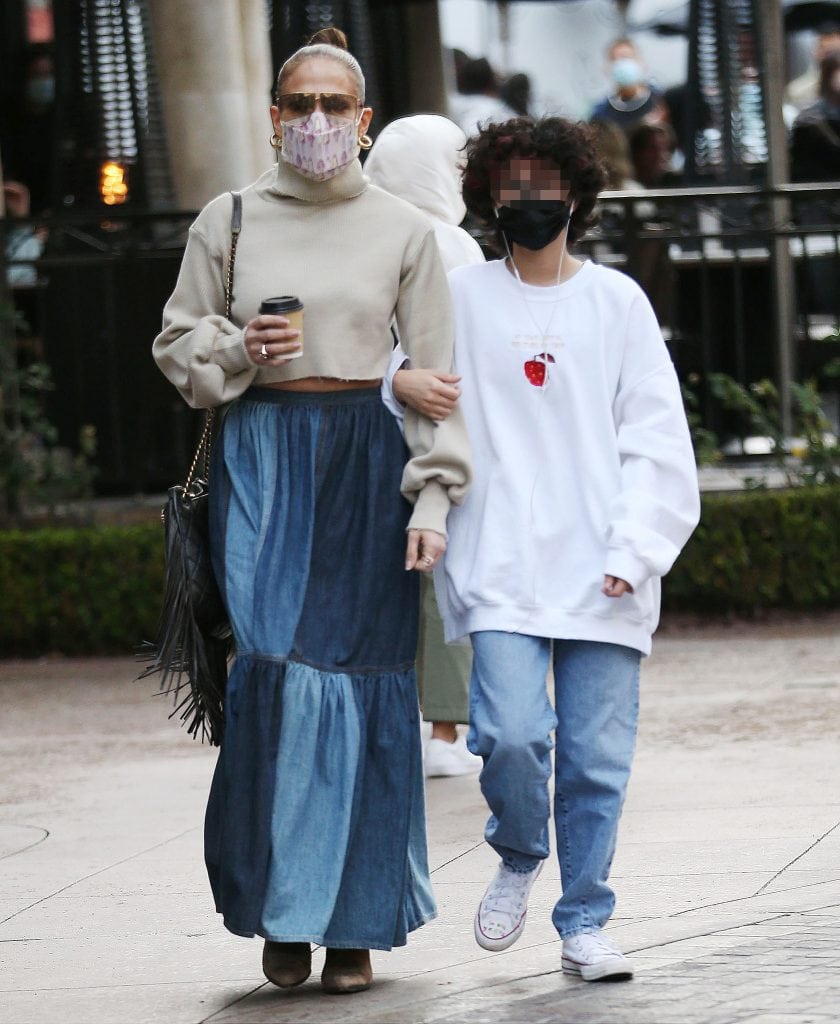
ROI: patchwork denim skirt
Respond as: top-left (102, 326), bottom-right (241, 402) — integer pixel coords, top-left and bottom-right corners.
top-left (205, 387), bottom-right (435, 950)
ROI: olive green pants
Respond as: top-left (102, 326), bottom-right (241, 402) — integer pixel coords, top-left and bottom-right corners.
top-left (416, 574), bottom-right (472, 724)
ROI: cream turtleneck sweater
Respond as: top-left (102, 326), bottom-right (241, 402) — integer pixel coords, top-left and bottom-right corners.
top-left (153, 158), bottom-right (471, 535)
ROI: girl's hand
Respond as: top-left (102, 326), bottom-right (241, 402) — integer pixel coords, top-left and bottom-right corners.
top-left (602, 575), bottom-right (634, 598)
top-left (393, 369), bottom-right (461, 421)
top-left (406, 529), bottom-right (446, 572)
top-left (245, 314), bottom-right (302, 365)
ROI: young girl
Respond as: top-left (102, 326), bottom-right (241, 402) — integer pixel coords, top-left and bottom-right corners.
top-left (439, 117), bottom-right (700, 981)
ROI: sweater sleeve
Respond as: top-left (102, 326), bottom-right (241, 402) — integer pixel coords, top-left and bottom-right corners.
top-left (395, 229), bottom-right (472, 536)
top-left (605, 293), bottom-right (701, 591)
top-left (152, 223), bottom-right (256, 409)
top-left (379, 342), bottom-right (409, 432)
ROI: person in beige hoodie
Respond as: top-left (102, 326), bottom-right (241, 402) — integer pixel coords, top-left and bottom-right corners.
top-left (153, 30), bottom-right (470, 995)
top-left (367, 115), bottom-right (484, 778)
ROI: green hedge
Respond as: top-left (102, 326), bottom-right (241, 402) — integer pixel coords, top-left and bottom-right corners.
top-left (1, 485), bottom-right (839, 655)
top-left (664, 485), bottom-right (840, 612)
top-left (0, 524), bottom-right (163, 655)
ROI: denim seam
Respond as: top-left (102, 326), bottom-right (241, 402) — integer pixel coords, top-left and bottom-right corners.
top-left (313, 407), bottom-right (329, 487)
top-left (581, 896), bottom-right (593, 932)
top-left (554, 785), bottom-right (594, 934)
top-left (503, 859), bottom-right (544, 874)
top-left (235, 651), bottom-right (415, 676)
top-left (561, 924), bottom-right (604, 940)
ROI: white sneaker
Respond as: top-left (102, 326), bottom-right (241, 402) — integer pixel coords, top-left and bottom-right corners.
top-left (562, 930), bottom-right (633, 981)
top-left (424, 735), bottom-right (482, 778)
top-left (474, 861), bottom-right (542, 951)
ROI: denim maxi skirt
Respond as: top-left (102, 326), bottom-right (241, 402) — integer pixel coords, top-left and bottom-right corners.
top-left (205, 387), bottom-right (436, 950)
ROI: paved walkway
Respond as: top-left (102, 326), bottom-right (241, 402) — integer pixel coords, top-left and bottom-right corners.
top-left (2, 615), bottom-right (840, 1024)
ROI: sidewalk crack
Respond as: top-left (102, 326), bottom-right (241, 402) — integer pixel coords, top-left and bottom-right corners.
top-left (430, 841), bottom-right (484, 875)
top-left (669, 872), bottom-right (840, 917)
top-left (0, 824), bottom-right (49, 861)
top-left (753, 818), bottom-right (840, 896)
top-left (0, 827), bottom-right (196, 927)
top-left (197, 981), bottom-right (268, 1024)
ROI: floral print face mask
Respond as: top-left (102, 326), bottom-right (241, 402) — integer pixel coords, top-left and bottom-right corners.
top-left (281, 110), bottom-right (360, 181)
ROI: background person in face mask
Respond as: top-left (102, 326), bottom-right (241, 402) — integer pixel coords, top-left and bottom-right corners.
top-left (589, 38), bottom-right (667, 139)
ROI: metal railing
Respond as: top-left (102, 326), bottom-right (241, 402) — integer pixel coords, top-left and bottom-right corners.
top-left (2, 185), bottom-right (840, 492)
top-left (2, 210), bottom-right (197, 493)
top-left (578, 182), bottom-right (840, 435)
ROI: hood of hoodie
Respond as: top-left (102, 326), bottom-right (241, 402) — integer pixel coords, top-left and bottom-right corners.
top-left (364, 115), bottom-right (467, 226)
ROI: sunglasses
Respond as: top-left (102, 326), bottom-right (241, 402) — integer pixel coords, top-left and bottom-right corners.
top-left (276, 92), bottom-right (361, 118)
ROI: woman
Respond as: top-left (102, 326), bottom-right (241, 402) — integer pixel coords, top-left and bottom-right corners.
top-left (366, 114), bottom-right (483, 778)
top-left (153, 29), bottom-right (470, 995)
top-left (440, 118), bottom-right (699, 980)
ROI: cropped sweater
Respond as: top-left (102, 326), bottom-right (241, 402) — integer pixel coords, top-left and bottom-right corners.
top-left (153, 158), bottom-right (471, 536)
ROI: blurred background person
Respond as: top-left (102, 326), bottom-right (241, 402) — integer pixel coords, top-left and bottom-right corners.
top-left (367, 114), bottom-right (483, 778)
top-left (790, 50), bottom-right (840, 313)
top-left (0, 44), bottom-right (56, 215)
top-left (590, 120), bottom-right (638, 190)
top-left (662, 80), bottom-right (711, 170)
top-left (3, 178), bottom-right (47, 358)
top-left (629, 122), bottom-right (680, 189)
top-left (3, 180), bottom-right (45, 289)
top-left (449, 56), bottom-right (517, 137)
top-left (785, 20), bottom-right (840, 114)
top-left (500, 72), bottom-right (533, 119)
top-left (791, 50), bottom-right (840, 182)
top-left (589, 38), bottom-right (667, 138)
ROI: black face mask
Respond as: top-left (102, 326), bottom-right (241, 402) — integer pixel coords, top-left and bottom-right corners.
top-left (496, 200), bottom-right (573, 250)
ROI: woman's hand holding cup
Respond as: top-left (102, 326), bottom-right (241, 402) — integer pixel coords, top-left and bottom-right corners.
top-left (245, 314), bottom-right (302, 365)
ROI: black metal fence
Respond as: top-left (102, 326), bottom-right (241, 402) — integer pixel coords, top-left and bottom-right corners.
top-left (579, 183), bottom-right (840, 435)
top-left (3, 210), bottom-right (197, 493)
top-left (3, 183), bottom-right (840, 494)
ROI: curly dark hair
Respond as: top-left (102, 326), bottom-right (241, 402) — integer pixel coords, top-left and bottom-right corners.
top-left (463, 117), bottom-right (607, 248)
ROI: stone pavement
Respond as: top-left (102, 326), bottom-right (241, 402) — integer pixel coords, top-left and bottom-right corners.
top-left (1, 615), bottom-right (840, 1024)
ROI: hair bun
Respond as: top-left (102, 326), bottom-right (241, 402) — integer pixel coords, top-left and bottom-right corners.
top-left (308, 27), bottom-right (348, 50)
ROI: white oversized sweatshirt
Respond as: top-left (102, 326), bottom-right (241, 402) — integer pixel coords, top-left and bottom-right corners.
top-left (440, 258), bottom-right (700, 656)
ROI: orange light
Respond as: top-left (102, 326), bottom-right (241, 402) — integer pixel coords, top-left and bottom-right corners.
top-left (100, 161), bottom-right (128, 206)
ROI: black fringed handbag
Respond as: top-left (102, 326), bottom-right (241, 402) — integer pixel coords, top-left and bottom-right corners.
top-left (138, 191), bottom-right (242, 745)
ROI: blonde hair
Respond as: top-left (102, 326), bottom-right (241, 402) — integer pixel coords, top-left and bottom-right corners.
top-left (275, 27), bottom-right (366, 103)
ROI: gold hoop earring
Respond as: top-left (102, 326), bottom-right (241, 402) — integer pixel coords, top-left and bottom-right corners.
top-left (270, 132), bottom-right (282, 150)
top-left (358, 133), bottom-right (373, 150)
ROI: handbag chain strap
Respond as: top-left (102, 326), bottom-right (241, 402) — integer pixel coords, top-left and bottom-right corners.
top-left (184, 190), bottom-right (243, 490)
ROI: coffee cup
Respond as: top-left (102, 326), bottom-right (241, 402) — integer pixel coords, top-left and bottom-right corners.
top-left (259, 296), bottom-right (304, 358)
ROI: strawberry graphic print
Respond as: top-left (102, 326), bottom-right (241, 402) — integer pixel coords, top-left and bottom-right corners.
top-left (523, 352), bottom-right (556, 387)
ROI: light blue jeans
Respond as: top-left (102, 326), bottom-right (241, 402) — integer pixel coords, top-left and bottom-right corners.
top-left (468, 632), bottom-right (641, 938)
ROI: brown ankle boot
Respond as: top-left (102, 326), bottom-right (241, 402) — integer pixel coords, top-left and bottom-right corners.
top-left (320, 948), bottom-right (372, 994)
top-left (262, 941), bottom-right (312, 988)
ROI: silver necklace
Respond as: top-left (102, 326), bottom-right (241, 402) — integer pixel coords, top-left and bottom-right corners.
top-left (505, 232), bottom-right (570, 361)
